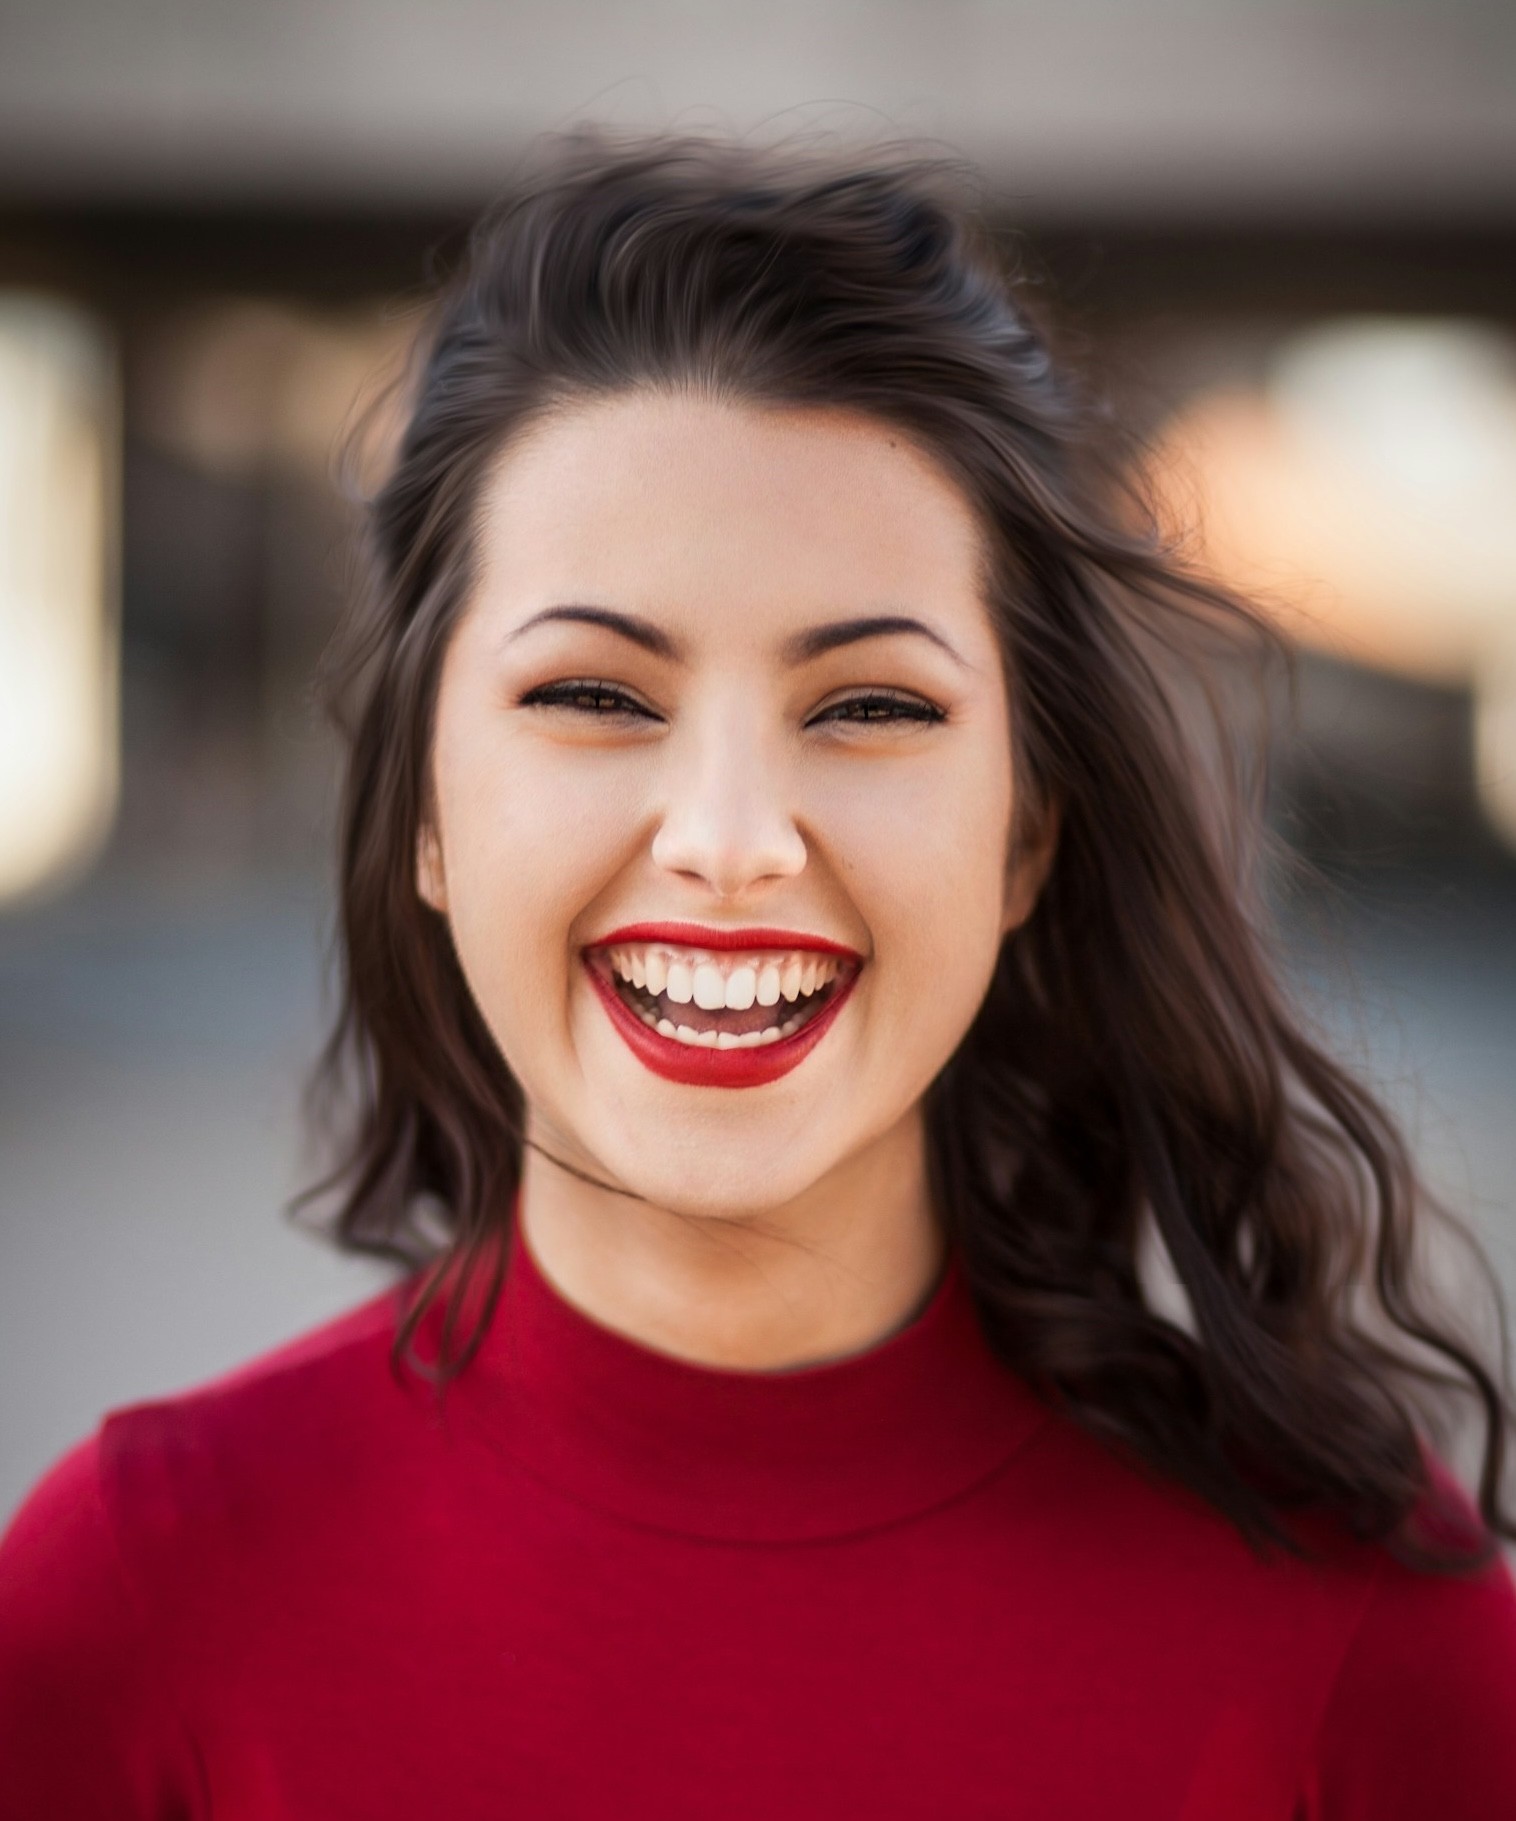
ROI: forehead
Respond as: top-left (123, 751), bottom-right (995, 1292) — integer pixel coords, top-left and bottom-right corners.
top-left (472, 390), bottom-right (991, 637)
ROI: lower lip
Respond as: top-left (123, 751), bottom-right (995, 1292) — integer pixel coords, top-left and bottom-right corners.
top-left (585, 958), bottom-right (859, 1088)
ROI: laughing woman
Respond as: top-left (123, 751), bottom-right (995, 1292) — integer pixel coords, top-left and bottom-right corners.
top-left (3, 130), bottom-right (1515, 1817)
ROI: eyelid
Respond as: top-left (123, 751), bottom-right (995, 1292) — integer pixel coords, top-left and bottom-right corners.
top-left (817, 685), bottom-right (942, 713)
top-left (518, 678), bottom-right (655, 715)
top-left (519, 678), bottom-right (947, 724)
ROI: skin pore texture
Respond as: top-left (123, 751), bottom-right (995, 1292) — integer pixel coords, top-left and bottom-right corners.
top-left (416, 390), bottom-right (1056, 1372)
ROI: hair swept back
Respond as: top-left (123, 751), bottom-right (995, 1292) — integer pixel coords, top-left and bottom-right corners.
top-left (291, 124), bottom-right (1515, 1573)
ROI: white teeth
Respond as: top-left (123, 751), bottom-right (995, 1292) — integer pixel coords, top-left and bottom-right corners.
top-left (692, 962), bottom-right (727, 1011)
top-left (645, 1008), bottom-right (794, 1047)
top-left (604, 943), bottom-right (847, 1013)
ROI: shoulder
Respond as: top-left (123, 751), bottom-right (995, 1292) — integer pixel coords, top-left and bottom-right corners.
top-left (1302, 1482), bottom-right (1516, 1817)
top-left (105, 1276), bottom-right (424, 1553)
top-left (91, 1273), bottom-right (414, 1484)
top-left (0, 1427), bottom-right (125, 1653)
top-left (0, 1275), bottom-right (420, 1798)
top-left (1079, 1420), bottom-right (1516, 1813)
top-left (0, 1275), bottom-right (442, 1806)
top-left (1, 1274), bottom-right (417, 1615)
top-left (0, 1428), bottom-right (205, 1806)
top-left (1036, 1417), bottom-right (1516, 1812)
top-left (1017, 1413), bottom-right (1516, 1800)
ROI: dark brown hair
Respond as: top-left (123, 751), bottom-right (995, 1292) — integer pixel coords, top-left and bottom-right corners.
top-left (294, 125), bottom-right (1515, 1571)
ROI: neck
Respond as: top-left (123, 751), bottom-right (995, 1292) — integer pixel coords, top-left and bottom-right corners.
top-left (516, 1110), bottom-right (947, 1372)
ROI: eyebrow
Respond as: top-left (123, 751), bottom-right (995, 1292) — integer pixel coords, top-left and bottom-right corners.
top-left (502, 604), bottom-right (972, 669)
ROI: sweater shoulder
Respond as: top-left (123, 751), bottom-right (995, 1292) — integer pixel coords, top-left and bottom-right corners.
top-left (91, 1273), bottom-right (418, 1527)
top-left (1301, 1490), bottom-right (1516, 1815)
top-left (3, 1275), bottom-right (421, 1619)
top-left (0, 1285), bottom-right (420, 1811)
top-left (164, 1271), bottom-right (414, 1403)
top-left (1021, 1413), bottom-right (1516, 1813)
top-left (0, 1430), bottom-right (207, 1809)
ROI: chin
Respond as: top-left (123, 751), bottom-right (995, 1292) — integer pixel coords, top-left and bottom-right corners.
top-left (617, 1153), bottom-right (834, 1224)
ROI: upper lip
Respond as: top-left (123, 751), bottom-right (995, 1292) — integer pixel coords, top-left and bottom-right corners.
top-left (586, 921), bottom-right (863, 960)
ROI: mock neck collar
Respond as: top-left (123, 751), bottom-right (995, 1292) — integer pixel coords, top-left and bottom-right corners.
top-left (411, 1202), bottom-right (1049, 1543)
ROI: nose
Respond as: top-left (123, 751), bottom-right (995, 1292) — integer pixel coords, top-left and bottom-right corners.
top-left (649, 694), bottom-right (808, 898)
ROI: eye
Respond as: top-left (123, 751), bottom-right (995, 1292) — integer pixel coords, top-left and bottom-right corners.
top-left (517, 680), bottom-right (947, 729)
top-left (812, 689), bottom-right (946, 728)
top-left (517, 679), bottom-right (656, 721)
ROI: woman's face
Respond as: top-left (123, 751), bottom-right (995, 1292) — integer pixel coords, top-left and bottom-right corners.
top-left (419, 390), bottom-right (1052, 1221)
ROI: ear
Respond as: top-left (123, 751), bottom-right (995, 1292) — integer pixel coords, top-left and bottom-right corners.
top-left (1001, 796), bottom-right (1060, 940)
top-left (416, 822), bottom-right (448, 915)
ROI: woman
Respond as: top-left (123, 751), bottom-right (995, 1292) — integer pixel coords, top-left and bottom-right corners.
top-left (3, 128), bottom-right (1514, 1817)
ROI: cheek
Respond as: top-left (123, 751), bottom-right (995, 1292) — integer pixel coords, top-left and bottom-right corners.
top-left (822, 740), bottom-right (1011, 919)
top-left (434, 747), bottom-right (628, 1056)
top-left (439, 716), bottom-right (634, 909)
top-left (825, 751), bottom-right (1011, 1050)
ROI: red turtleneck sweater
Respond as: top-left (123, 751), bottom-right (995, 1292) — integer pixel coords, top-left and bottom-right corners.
top-left (3, 1214), bottom-right (1516, 1818)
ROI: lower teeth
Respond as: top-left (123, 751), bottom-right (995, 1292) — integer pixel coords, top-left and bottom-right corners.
top-left (639, 1008), bottom-right (806, 1048)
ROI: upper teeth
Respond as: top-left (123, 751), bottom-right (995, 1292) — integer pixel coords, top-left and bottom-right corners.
top-left (605, 946), bottom-right (844, 1010)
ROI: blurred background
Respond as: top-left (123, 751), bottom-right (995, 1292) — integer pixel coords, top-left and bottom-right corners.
top-left (2, 0), bottom-right (1515, 1522)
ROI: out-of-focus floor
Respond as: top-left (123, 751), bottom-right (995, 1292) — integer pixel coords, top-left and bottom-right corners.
top-left (2, 847), bottom-right (1514, 1524)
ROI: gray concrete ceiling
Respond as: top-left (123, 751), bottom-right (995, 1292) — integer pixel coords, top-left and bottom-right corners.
top-left (0, 0), bottom-right (1513, 219)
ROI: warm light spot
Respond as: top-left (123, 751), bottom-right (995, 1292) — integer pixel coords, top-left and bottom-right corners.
top-left (1148, 318), bottom-right (1516, 848)
top-left (0, 296), bottom-right (119, 903)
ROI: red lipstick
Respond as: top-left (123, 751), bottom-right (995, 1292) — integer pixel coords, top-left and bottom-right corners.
top-left (582, 923), bottom-right (864, 1088)
top-left (587, 922), bottom-right (861, 959)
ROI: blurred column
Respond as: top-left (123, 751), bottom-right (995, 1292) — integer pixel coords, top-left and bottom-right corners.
top-left (0, 296), bottom-right (119, 904)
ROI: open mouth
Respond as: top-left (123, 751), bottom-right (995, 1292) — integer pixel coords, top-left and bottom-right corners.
top-left (586, 945), bottom-right (857, 1050)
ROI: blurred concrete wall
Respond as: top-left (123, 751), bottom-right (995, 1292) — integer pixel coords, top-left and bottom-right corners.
top-left (0, 0), bottom-right (1513, 218)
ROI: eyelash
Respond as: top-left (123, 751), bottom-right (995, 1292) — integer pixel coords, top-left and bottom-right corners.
top-left (518, 679), bottom-right (947, 728)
